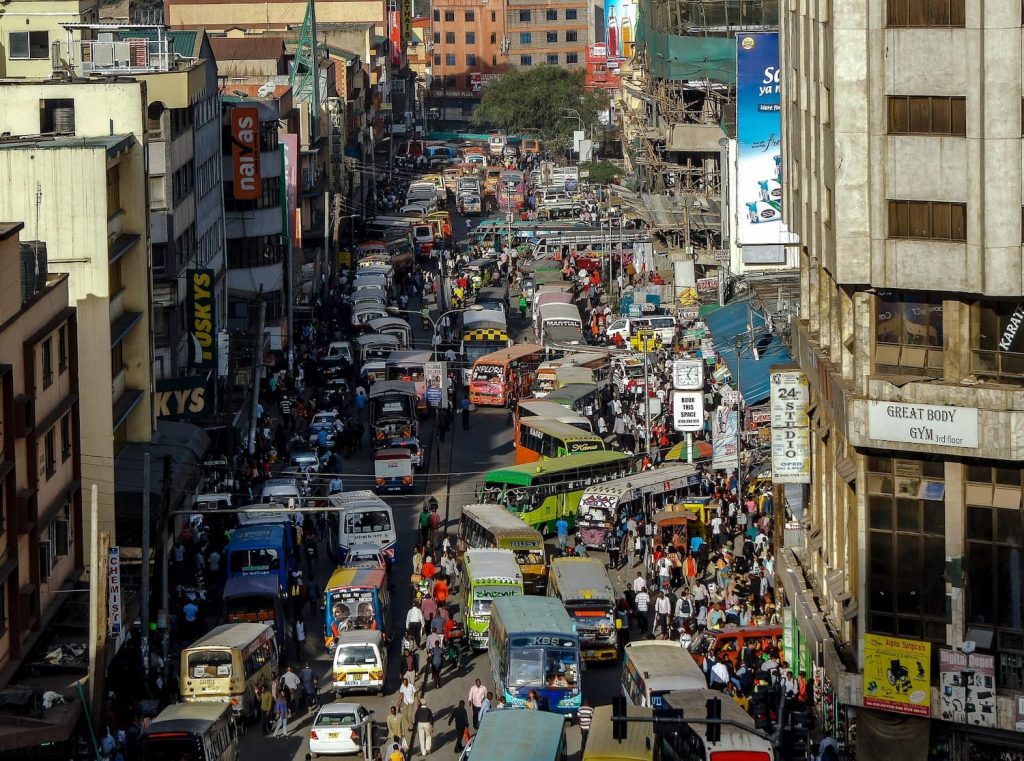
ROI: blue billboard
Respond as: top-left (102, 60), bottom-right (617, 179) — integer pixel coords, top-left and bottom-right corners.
top-left (735, 32), bottom-right (783, 245)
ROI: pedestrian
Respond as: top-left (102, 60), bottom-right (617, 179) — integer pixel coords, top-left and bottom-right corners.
top-left (294, 618), bottom-right (306, 657)
top-left (555, 516), bottom-right (569, 553)
top-left (448, 699), bottom-right (470, 752)
top-left (272, 692), bottom-right (289, 737)
top-left (387, 705), bottom-right (409, 750)
top-left (406, 604), bottom-right (424, 648)
top-left (468, 678), bottom-right (487, 728)
top-left (460, 397), bottom-right (470, 430)
top-left (654, 591), bottom-right (672, 637)
top-left (258, 685), bottom-right (273, 733)
top-left (414, 698), bottom-right (434, 756)
top-left (578, 698), bottom-right (594, 750)
top-left (478, 691), bottom-right (492, 723)
top-left (428, 642), bottom-right (444, 689)
top-left (418, 505), bottom-right (431, 547)
top-left (399, 676), bottom-right (418, 726)
top-left (299, 661), bottom-right (318, 711)
top-left (634, 587), bottom-right (651, 636)
top-left (518, 294), bottom-right (529, 323)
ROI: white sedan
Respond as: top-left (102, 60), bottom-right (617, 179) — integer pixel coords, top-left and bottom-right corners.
top-left (308, 702), bottom-right (372, 758)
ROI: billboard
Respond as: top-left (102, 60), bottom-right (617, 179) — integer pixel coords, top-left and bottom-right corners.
top-left (605, 0), bottom-right (636, 60)
top-left (424, 361), bottom-right (448, 409)
top-left (281, 134), bottom-right (300, 250)
top-left (863, 634), bottom-right (931, 718)
top-left (711, 405), bottom-right (738, 469)
top-left (938, 649), bottom-right (996, 727)
top-left (230, 106), bottom-right (260, 200)
top-left (187, 269), bottom-right (216, 369)
top-left (735, 32), bottom-right (782, 245)
top-left (770, 369), bottom-right (811, 483)
top-left (389, 9), bottom-right (402, 66)
top-left (155, 376), bottom-right (210, 420)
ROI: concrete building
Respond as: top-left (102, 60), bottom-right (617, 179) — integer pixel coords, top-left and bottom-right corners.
top-left (0, 223), bottom-right (82, 698)
top-left (0, 81), bottom-right (153, 553)
top-left (780, 1), bottom-right (1024, 756)
top-left (0, 0), bottom-right (97, 79)
top-left (164, 0), bottom-right (385, 32)
top-left (429, 0), bottom-right (505, 98)
top-left (504, 0), bottom-right (592, 70)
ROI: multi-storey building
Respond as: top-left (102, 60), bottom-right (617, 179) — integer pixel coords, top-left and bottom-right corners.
top-left (504, 0), bottom-right (592, 70)
top-left (165, 0), bottom-right (385, 32)
top-left (0, 223), bottom-right (82, 695)
top-left (429, 0), bottom-right (504, 96)
top-left (781, 1), bottom-right (1024, 755)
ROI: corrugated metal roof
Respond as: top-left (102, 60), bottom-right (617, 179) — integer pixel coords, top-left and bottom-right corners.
top-left (209, 36), bottom-right (285, 61)
top-left (129, 29), bottom-right (198, 58)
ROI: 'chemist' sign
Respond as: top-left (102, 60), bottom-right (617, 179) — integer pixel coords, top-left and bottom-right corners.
top-left (868, 401), bottom-right (978, 449)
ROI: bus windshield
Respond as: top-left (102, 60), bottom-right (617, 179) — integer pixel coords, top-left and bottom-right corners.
top-left (513, 548), bottom-right (545, 566)
top-left (229, 548), bottom-right (280, 574)
top-left (344, 510), bottom-right (392, 534)
top-left (510, 647), bottom-right (579, 690)
top-left (465, 342), bottom-right (506, 363)
top-left (187, 650), bottom-right (233, 678)
top-left (471, 363), bottom-right (504, 383)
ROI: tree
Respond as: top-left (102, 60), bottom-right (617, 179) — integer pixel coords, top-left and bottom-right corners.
top-left (473, 66), bottom-right (608, 151)
top-left (579, 161), bottom-right (623, 185)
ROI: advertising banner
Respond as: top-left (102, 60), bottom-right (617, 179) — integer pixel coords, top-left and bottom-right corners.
top-left (863, 634), bottom-right (931, 717)
top-left (771, 427), bottom-right (810, 483)
top-left (867, 401), bottom-right (978, 449)
top-left (155, 376), bottom-right (210, 420)
top-left (938, 649), bottom-right (996, 727)
top-left (187, 269), bottom-right (216, 369)
top-left (389, 10), bottom-right (402, 66)
top-left (401, 0), bottom-right (412, 43)
top-left (672, 391), bottom-right (704, 433)
top-left (424, 361), bottom-right (447, 409)
top-left (282, 135), bottom-right (300, 251)
top-left (770, 369), bottom-right (810, 483)
top-left (108, 547), bottom-right (122, 636)
top-left (605, 0), bottom-right (636, 60)
top-left (230, 106), bottom-right (260, 200)
top-left (711, 406), bottom-right (739, 469)
top-left (735, 32), bottom-right (783, 245)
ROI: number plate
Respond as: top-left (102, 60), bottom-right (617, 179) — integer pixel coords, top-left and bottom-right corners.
top-left (329, 732), bottom-right (339, 739)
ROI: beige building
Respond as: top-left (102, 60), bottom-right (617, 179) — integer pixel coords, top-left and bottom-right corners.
top-left (781, 1), bottom-right (1024, 756)
top-left (0, 80), bottom-right (153, 551)
top-left (0, 0), bottom-right (97, 78)
top-left (0, 223), bottom-right (82, 703)
top-left (165, 0), bottom-right (385, 32)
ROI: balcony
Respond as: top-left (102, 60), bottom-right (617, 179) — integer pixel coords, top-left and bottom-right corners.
top-left (61, 36), bottom-right (173, 76)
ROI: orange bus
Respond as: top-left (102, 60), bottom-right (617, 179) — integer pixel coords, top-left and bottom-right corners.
top-left (468, 343), bottom-right (545, 407)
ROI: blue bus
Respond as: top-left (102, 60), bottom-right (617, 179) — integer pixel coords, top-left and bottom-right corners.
top-left (225, 524), bottom-right (294, 590)
top-left (466, 709), bottom-right (566, 761)
top-left (221, 575), bottom-right (287, 650)
top-left (489, 596), bottom-right (582, 715)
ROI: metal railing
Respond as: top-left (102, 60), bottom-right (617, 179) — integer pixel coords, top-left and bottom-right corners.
top-left (64, 38), bottom-right (173, 75)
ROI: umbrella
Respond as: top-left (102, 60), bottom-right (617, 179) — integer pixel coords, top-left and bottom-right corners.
top-left (665, 439), bottom-right (712, 462)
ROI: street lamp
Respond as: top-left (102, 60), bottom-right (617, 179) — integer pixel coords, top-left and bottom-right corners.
top-left (387, 304), bottom-right (483, 360)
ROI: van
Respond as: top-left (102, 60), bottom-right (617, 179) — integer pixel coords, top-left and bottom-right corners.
top-left (488, 134), bottom-right (507, 156)
top-left (605, 315), bottom-right (677, 344)
top-left (687, 625), bottom-right (784, 669)
top-left (260, 478), bottom-right (301, 505)
top-left (331, 630), bottom-right (387, 696)
top-left (327, 340), bottom-right (354, 366)
top-left (522, 138), bottom-right (542, 156)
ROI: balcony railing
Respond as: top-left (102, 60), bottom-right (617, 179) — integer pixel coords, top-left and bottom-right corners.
top-left (60, 37), bottom-right (173, 76)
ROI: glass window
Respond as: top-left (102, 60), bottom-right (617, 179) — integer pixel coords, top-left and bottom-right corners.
top-left (546, 31), bottom-right (558, 43)
top-left (444, 10), bottom-right (455, 21)
top-left (971, 299), bottom-right (1024, 384)
top-left (8, 31), bottom-right (49, 59)
top-left (433, 9), bottom-right (439, 21)
top-left (445, 32), bottom-right (455, 44)
top-left (566, 52), bottom-right (578, 64)
top-left (566, 9), bottom-right (578, 19)
top-left (520, 55), bottom-right (532, 66)
top-left (466, 31), bottom-right (476, 44)
top-left (875, 291), bottom-right (944, 374)
top-left (520, 32), bottom-right (532, 44)
top-left (519, 10), bottom-right (531, 22)
top-left (446, 54), bottom-right (456, 66)
top-left (44, 428), bottom-right (55, 478)
top-left (467, 54), bottom-right (477, 66)
top-left (886, 0), bottom-right (965, 26)
top-left (546, 9), bottom-right (557, 20)
top-left (58, 326), bottom-right (67, 372)
top-left (546, 53), bottom-right (558, 65)
top-left (465, 10), bottom-right (475, 21)
top-left (41, 337), bottom-right (53, 388)
top-left (566, 31), bottom-right (578, 42)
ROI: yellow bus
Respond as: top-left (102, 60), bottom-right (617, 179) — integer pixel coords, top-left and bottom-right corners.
top-left (516, 417), bottom-right (605, 464)
top-left (458, 503), bottom-right (547, 594)
top-left (582, 704), bottom-right (655, 761)
top-left (547, 557), bottom-right (617, 662)
top-left (179, 623), bottom-right (278, 720)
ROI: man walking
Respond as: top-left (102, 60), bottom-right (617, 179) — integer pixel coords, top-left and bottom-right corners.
top-left (406, 604), bottom-right (424, 648)
top-left (555, 517), bottom-right (569, 554)
top-left (386, 705), bottom-right (409, 749)
top-left (654, 591), bottom-right (672, 638)
top-left (414, 698), bottom-right (434, 756)
top-left (460, 397), bottom-right (470, 430)
top-left (634, 586), bottom-right (651, 636)
top-left (448, 699), bottom-right (470, 752)
top-left (577, 698), bottom-right (594, 751)
top-left (468, 678), bottom-right (487, 728)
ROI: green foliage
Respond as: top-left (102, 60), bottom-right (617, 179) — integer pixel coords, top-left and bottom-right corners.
top-left (473, 66), bottom-right (608, 150)
top-left (579, 161), bottom-right (623, 184)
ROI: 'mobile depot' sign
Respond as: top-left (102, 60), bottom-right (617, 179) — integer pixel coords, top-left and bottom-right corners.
top-left (868, 401), bottom-right (978, 449)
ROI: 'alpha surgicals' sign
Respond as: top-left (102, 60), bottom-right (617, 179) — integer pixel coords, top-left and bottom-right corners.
top-left (868, 401), bottom-right (978, 449)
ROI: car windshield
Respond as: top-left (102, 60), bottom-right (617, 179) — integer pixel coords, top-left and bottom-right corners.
top-left (335, 645), bottom-right (378, 666)
top-left (187, 649), bottom-right (232, 679)
top-left (513, 549), bottom-right (545, 566)
top-left (229, 548), bottom-right (280, 574)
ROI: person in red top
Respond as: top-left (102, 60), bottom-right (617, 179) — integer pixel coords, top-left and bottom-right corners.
top-left (421, 557), bottom-right (437, 580)
top-left (432, 577), bottom-right (449, 605)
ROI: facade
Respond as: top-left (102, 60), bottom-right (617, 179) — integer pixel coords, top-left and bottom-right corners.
top-left (429, 0), bottom-right (505, 96)
top-left (0, 223), bottom-right (82, 689)
top-left (165, 0), bottom-right (385, 31)
top-left (504, 0), bottom-right (591, 70)
top-left (584, 42), bottom-right (619, 94)
top-left (0, 81), bottom-right (153, 552)
top-left (780, 1), bottom-right (1024, 756)
top-left (0, 0), bottom-right (97, 78)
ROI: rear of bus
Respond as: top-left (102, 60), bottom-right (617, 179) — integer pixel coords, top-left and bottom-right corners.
top-left (496, 528), bottom-right (547, 594)
top-left (180, 623), bottom-right (276, 719)
top-left (550, 557), bottom-right (616, 662)
top-left (142, 702), bottom-right (238, 761)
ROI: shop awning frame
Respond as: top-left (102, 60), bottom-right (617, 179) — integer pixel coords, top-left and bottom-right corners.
top-left (704, 299), bottom-right (792, 405)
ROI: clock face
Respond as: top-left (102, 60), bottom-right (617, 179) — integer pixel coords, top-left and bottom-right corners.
top-left (675, 362), bottom-right (703, 389)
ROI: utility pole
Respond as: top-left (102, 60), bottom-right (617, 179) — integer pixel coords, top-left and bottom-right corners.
top-left (248, 291), bottom-right (267, 454)
top-left (159, 455), bottom-right (172, 685)
top-left (87, 485), bottom-right (103, 729)
top-left (140, 451), bottom-right (151, 694)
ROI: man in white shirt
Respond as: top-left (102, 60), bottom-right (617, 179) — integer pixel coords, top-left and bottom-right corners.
top-left (634, 589), bottom-right (651, 636)
top-left (710, 659), bottom-right (731, 689)
top-left (710, 515), bottom-right (723, 548)
top-left (632, 571), bottom-right (647, 594)
top-left (654, 591), bottom-right (672, 637)
top-left (405, 604), bottom-right (424, 648)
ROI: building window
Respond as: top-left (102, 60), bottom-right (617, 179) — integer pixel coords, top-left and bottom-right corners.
top-left (566, 31), bottom-right (578, 42)
top-left (54, 507), bottom-right (71, 557)
top-left (492, 54), bottom-right (497, 65)
top-left (445, 31), bottom-right (455, 44)
top-left (45, 428), bottom-right (56, 479)
top-left (887, 96), bottom-right (966, 136)
top-left (444, 10), bottom-right (455, 21)
top-left (58, 325), bottom-right (67, 372)
top-left (465, 10), bottom-right (475, 21)
top-left (970, 299), bottom-right (1024, 383)
top-left (887, 0), bottom-right (965, 27)
top-left (547, 53), bottom-right (558, 64)
top-left (546, 9), bottom-right (558, 20)
top-left (519, 10), bottom-right (531, 22)
top-left (446, 54), bottom-right (456, 66)
top-left (546, 31), bottom-right (558, 43)
top-left (466, 31), bottom-right (476, 44)
top-left (965, 464), bottom-right (1024, 687)
top-left (867, 456), bottom-right (947, 643)
top-left (434, 54), bottom-right (441, 66)
top-left (491, 33), bottom-right (497, 44)
top-left (433, 32), bottom-right (440, 44)
top-left (39, 540), bottom-right (52, 583)
top-left (491, 11), bottom-right (496, 21)
top-left (41, 337), bottom-right (53, 389)
top-left (60, 413), bottom-right (72, 462)
top-left (520, 32), bottom-right (532, 44)
top-left (433, 9), bottom-right (440, 21)
top-left (566, 8), bottom-right (578, 19)
top-left (566, 52), bottom-right (578, 64)
top-left (0, 582), bottom-right (6, 638)
top-left (8, 31), bottom-right (49, 60)
top-left (467, 54), bottom-right (477, 66)
top-left (520, 55), bottom-right (533, 66)
top-left (875, 291), bottom-right (944, 374)
top-left (888, 200), bottom-right (966, 241)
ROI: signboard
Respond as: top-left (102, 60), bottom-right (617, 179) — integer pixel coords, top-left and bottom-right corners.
top-left (867, 401), bottom-right (979, 449)
top-left (736, 33), bottom-right (783, 245)
top-left (863, 634), bottom-right (931, 717)
top-left (696, 277), bottom-right (719, 292)
top-left (672, 391), bottom-right (704, 432)
top-left (771, 427), bottom-right (810, 483)
top-left (400, 0), bottom-right (412, 43)
top-left (605, 0), bottom-right (636, 60)
top-left (938, 649), bottom-right (996, 727)
top-left (424, 361), bottom-right (447, 409)
top-left (282, 135), bottom-right (300, 251)
top-left (187, 269), bottom-right (216, 369)
top-left (1016, 694), bottom-right (1024, 732)
top-left (108, 547), bottom-right (122, 636)
top-left (679, 307), bottom-right (700, 321)
top-left (770, 370), bottom-right (809, 427)
top-left (229, 106), bottom-right (260, 200)
top-left (713, 248), bottom-right (731, 262)
top-left (155, 376), bottom-right (209, 420)
top-left (673, 360), bottom-right (704, 390)
top-left (388, 10), bottom-right (402, 66)
top-left (711, 406), bottom-right (739, 469)
top-left (770, 369), bottom-right (810, 484)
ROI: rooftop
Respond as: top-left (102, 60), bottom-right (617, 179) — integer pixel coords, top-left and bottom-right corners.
top-left (0, 133), bottom-right (136, 156)
top-left (0, 222), bottom-right (24, 241)
top-left (209, 35), bottom-right (286, 61)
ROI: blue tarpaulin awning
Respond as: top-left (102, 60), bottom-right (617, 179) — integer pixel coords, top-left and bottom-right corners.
top-left (703, 299), bottom-right (792, 405)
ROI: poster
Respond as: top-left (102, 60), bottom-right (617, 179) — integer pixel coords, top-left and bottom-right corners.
top-left (605, 0), bottom-right (636, 60)
top-left (711, 406), bottom-right (738, 469)
top-left (281, 134), bottom-right (300, 250)
top-left (863, 634), bottom-right (931, 717)
top-left (229, 106), bottom-right (260, 200)
top-left (388, 9), bottom-right (402, 67)
top-left (672, 391), bottom-right (703, 432)
top-left (735, 32), bottom-right (783, 245)
top-left (770, 369), bottom-right (810, 483)
top-left (424, 361), bottom-right (447, 409)
top-left (187, 269), bottom-right (216, 369)
top-left (938, 649), bottom-right (996, 727)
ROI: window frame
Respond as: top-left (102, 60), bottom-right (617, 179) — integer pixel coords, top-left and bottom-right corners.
top-left (41, 337), bottom-right (53, 389)
top-left (886, 0), bottom-right (965, 27)
top-left (887, 96), bottom-right (966, 136)
top-left (9, 30), bottom-right (50, 60)
top-left (465, 10), bottom-right (475, 21)
top-left (887, 200), bottom-right (967, 241)
top-left (444, 10), bottom-right (455, 22)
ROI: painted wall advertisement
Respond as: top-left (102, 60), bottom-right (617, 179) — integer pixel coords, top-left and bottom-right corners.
top-left (155, 376), bottom-right (210, 420)
top-left (388, 9), bottom-right (402, 66)
top-left (770, 369), bottom-right (810, 483)
top-left (735, 32), bottom-right (783, 245)
top-left (187, 269), bottom-right (216, 369)
top-left (229, 106), bottom-right (260, 200)
top-left (712, 405), bottom-right (739, 469)
top-left (863, 634), bottom-right (931, 717)
top-left (938, 648), bottom-right (996, 727)
top-left (605, 0), bottom-right (636, 60)
top-left (282, 134), bottom-right (300, 250)
top-left (867, 401), bottom-right (979, 449)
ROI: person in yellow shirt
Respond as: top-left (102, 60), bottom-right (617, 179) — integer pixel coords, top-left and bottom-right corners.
top-left (728, 684), bottom-right (750, 713)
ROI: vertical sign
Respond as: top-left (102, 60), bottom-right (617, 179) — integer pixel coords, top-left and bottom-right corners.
top-left (389, 9), bottom-right (402, 66)
top-left (401, 0), bottom-right (412, 46)
top-left (938, 649), bottom-right (996, 727)
top-left (770, 368), bottom-right (810, 483)
top-left (671, 390), bottom-right (704, 432)
top-left (736, 32), bottom-right (782, 244)
top-left (108, 546), bottom-right (122, 636)
top-left (281, 134), bottom-right (300, 250)
top-left (230, 106), bottom-right (260, 200)
top-left (187, 269), bottom-right (216, 369)
top-left (424, 361), bottom-right (447, 409)
top-left (711, 405), bottom-right (739, 469)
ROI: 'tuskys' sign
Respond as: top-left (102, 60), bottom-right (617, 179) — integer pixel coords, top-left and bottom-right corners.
top-left (868, 401), bottom-right (978, 449)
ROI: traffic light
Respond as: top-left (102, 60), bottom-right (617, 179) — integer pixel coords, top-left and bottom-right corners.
top-left (705, 696), bottom-right (722, 744)
top-left (612, 695), bottom-right (628, 741)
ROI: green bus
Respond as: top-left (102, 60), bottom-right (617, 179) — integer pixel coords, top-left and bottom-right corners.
top-left (477, 451), bottom-right (631, 534)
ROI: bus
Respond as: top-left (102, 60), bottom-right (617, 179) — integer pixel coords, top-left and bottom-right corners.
top-left (515, 418), bottom-right (605, 464)
top-left (547, 557), bottom-right (616, 662)
top-left (531, 352), bottom-right (610, 396)
top-left (474, 285), bottom-right (510, 316)
top-left (497, 170), bottom-right (526, 211)
top-left (386, 350), bottom-right (432, 415)
top-left (537, 302), bottom-right (583, 340)
top-left (141, 702), bottom-right (238, 761)
top-left (462, 549), bottom-right (524, 648)
top-left (582, 704), bottom-right (655, 761)
top-left (179, 623), bottom-right (278, 720)
top-left (660, 689), bottom-right (775, 761)
top-left (368, 380), bottom-right (418, 444)
top-left (458, 504), bottom-right (548, 593)
top-left (515, 400), bottom-right (593, 436)
top-left (466, 709), bottom-right (566, 761)
top-left (478, 451), bottom-right (632, 535)
top-left (489, 596), bottom-right (582, 715)
top-left (461, 309), bottom-right (512, 382)
top-left (221, 575), bottom-right (286, 650)
top-left (328, 491), bottom-right (397, 566)
top-left (621, 640), bottom-right (707, 711)
top-left (224, 524), bottom-right (294, 591)
top-left (577, 465), bottom-right (700, 548)
top-left (469, 343), bottom-right (545, 407)
top-left (323, 566), bottom-right (390, 650)
top-left (544, 383), bottom-right (602, 417)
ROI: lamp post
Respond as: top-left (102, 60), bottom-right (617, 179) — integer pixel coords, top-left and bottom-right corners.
top-left (387, 304), bottom-right (482, 360)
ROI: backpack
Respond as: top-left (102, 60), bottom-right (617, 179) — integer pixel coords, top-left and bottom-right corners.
top-left (428, 512), bottom-right (442, 530)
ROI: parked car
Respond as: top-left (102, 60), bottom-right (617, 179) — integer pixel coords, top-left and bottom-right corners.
top-left (309, 411), bottom-right (339, 447)
top-left (308, 702), bottom-right (373, 757)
